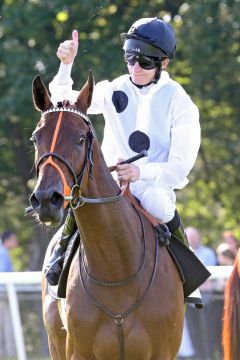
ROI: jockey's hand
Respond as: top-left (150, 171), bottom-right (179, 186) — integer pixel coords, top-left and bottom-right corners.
top-left (57, 30), bottom-right (78, 64)
top-left (116, 158), bottom-right (140, 183)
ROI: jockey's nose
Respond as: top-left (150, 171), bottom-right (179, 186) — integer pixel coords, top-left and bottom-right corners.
top-left (132, 61), bottom-right (142, 70)
top-left (30, 187), bottom-right (64, 213)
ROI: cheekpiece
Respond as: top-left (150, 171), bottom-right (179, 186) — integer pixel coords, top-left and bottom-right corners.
top-left (41, 107), bottom-right (90, 124)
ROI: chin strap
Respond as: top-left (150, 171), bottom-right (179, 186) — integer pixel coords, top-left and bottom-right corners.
top-left (153, 64), bottom-right (162, 83)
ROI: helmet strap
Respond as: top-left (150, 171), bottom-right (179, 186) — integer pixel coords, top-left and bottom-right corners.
top-left (153, 64), bottom-right (162, 83)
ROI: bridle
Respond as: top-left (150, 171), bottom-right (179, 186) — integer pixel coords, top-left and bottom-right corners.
top-left (35, 105), bottom-right (123, 209)
top-left (35, 106), bottom-right (94, 208)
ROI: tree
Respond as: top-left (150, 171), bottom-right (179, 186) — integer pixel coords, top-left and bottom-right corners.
top-left (173, 0), bottom-right (240, 243)
top-left (0, 0), bottom-right (239, 269)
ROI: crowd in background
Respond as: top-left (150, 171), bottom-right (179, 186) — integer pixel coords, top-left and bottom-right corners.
top-left (185, 227), bottom-right (238, 268)
top-left (178, 228), bottom-right (239, 360)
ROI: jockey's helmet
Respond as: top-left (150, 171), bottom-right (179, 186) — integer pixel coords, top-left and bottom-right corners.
top-left (121, 17), bottom-right (176, 59)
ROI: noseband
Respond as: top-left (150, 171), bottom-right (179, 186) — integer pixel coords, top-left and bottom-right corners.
top-left (36, 106), bottom-right (94, 208)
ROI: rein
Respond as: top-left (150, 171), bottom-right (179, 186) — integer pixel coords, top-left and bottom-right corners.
top-left (65, 184), bottom-right (124, 209)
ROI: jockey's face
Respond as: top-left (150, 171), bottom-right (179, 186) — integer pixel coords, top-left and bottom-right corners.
top-left (127, 56), bottom-right (169, 86)
top-left (127, 61), bottom-right (157, 85)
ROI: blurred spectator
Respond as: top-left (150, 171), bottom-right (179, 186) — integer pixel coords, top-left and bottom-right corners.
top-left (0, 230), bottom-right (18, 272)
top-left (186, 226), bottom-right (218, 266)
top-left (216, 243), bottom-right (236, 266)
top-left (179, 227), bottom-right (219, 360)
top-left (210, 243), bottom-right (236, 296)
top-left (222, 230), bottom-right (239, 255)
top-left (0, 230), bottom-right (18, 358)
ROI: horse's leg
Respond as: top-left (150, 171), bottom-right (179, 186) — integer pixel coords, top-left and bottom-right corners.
top-left (42, 278), bottom-right (67, 360)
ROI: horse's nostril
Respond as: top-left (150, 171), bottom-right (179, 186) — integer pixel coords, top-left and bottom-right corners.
top-left (30, 189), bottom-right (64, 213)
top-left (50, 192), bottom-right (64, 208)
top-left (30, 193), bottom-right (40, 211)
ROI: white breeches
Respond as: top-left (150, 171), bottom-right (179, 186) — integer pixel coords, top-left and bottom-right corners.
top-left (130, 184), bottom-right (176, 223)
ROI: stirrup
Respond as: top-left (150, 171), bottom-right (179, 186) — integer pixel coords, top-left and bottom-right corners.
top-left (185, 288), bottom-right (203, 309)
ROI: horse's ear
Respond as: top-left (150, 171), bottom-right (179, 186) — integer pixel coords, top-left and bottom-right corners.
top-left (32, 75), bottom-right (53, 112)
top-left (75, 69), bottom-right (94, 112)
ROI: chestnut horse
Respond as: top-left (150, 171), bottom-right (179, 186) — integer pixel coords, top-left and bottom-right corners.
top-left (222, 249), bottom-right (240, 360)
top-left (29, 72), bottom-right (184, 360)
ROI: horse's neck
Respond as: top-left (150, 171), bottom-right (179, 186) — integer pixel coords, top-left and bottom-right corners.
top-left (74, 149), bottom-right (143, 282)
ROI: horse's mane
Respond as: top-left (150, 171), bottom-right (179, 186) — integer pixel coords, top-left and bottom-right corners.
top-left (222, 249), bottom-right (240, 360)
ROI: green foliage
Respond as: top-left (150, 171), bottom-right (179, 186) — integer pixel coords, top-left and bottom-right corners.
top-left (0, 0), bottom-right (239, 270)
top-left (175, 0), bottom-right (240, 243)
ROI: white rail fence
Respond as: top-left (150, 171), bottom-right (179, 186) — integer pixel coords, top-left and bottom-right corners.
top-left (0, 267), bottom-right (234, 360)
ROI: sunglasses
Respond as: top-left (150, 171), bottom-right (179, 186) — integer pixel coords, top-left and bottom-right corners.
top-left (124, 53), bottom-right (162, 70)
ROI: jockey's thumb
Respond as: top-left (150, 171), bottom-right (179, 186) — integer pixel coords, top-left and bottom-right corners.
top-left (72, 29), bottom-right (79, 50)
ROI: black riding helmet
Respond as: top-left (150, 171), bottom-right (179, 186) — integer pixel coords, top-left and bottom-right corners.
top-left (121, 18), bottom-right (176, 86)
top-left (121, 17), bottom-right (176, 59)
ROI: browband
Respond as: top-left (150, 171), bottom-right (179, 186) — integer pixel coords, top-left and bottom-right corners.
top-left (41, 107), bottom-right (90, 124)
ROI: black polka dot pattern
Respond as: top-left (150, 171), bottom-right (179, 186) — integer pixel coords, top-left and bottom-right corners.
top-left (128, 131), bottom-right (150, 153)
top-left (112, 91), bottom-right (128, 113)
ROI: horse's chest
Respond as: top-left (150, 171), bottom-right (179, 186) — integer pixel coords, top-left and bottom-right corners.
top-left (67, 306), bottom-right (154, 360)
top-left (66, 289), bottom-right (178, 360)
top-left (65, 250), bottom-right (183, 359)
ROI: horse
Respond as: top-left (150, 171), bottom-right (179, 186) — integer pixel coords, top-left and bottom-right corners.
top-left (29, 72), bottom-right (184, 360)
top-left (222, 249), bottom-right (240, 360)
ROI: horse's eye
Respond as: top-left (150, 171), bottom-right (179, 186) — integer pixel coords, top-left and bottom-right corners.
top-left (76, 136), bottom-right (86, 145)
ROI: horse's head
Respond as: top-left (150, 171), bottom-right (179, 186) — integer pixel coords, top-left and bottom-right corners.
top-left (30, 72), bottom-right (94, 226)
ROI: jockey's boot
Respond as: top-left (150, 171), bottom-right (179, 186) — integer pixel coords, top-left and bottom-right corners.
top-left (166, 210), bottom-right (203, 309)
top-left (44, 209), bottom-right (76, 286)
top-left (166, 210), bottom-right (189, 247)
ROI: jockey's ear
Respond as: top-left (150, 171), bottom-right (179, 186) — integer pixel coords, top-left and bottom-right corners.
top-left (75, 69), bottom-right (94, 112)
top-left (32, 75), bottom-right (53, 112)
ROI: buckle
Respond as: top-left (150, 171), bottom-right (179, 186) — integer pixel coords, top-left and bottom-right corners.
top-left (155, 224), bottom-right (171, 246)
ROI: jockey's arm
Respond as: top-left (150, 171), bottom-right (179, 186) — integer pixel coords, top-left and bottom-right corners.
top-left (49, 30), bottom-right (79, 104)
top-left (49, 29), bottom-right (105, 115)
top-left (49, 30), bottom-right (78, 105)
top-left (137, 100), bottom-right (200, 189)
top-left (49, 62), bottom-right (78, 105)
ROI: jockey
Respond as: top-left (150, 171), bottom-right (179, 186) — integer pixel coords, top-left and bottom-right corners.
top-left (46, 17), bottom-right (202, 306)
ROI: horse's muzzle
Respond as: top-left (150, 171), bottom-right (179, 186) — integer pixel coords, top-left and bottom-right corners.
top-left (30, 188), bottom-right (65, 226)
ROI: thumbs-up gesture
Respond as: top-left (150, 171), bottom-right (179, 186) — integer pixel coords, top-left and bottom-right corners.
top-left (57, 30), bottom-right (79, 64)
